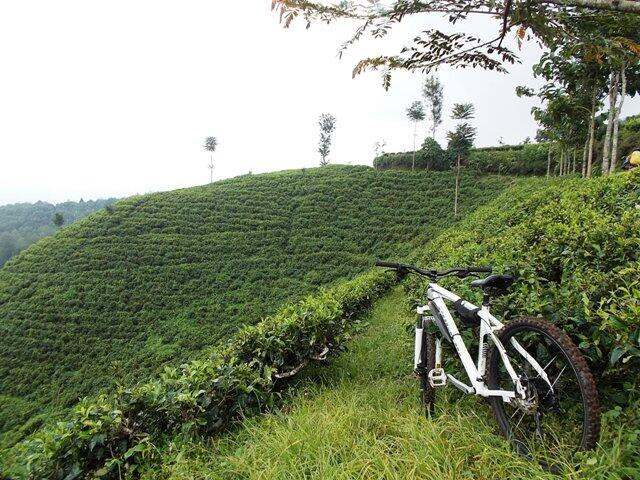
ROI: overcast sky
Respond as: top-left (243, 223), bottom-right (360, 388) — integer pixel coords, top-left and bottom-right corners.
top-left (1, 1), bottom-right (638, 205)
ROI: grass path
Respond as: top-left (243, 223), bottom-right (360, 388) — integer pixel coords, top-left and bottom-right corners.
top-left (143, 289), bottom-right (565, 479)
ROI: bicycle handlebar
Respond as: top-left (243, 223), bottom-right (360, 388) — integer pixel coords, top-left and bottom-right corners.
top-left (374, 260), bottom-right (403, 269)
top-left (375, 260), bottom-right (491, 279)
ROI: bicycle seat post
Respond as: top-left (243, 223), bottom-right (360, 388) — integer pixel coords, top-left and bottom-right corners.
top-left (482, 291), bottom-right (491, 309)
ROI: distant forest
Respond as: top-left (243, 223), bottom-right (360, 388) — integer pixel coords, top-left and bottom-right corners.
top-left (0, 198), bottom-right (117, 267)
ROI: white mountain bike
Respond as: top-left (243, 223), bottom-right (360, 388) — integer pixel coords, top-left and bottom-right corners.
top-left (375, 261), bottom-right (600, 465)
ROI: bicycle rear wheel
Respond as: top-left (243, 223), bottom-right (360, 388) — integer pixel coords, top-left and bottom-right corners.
top-left (487, 317), bottom-right (600, 463)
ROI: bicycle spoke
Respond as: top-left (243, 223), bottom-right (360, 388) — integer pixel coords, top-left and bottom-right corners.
top-left (550, 365), bottom-right (567, 389)
top-left (542, 355), bottom-right (558, 372)
top-left (514, 411), bottom-right (527, 431)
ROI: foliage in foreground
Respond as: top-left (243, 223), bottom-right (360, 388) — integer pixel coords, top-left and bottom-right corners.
top-left (140, 290), bottom-right (561, 480)
top-left (0, 166), bottom-right (514, 446)
top-left (141, 289), bottom-right (639, 480)
top-left (2, 271), bottom-right (395, 479)
top-left (408, 170), bottom-right (640, 402)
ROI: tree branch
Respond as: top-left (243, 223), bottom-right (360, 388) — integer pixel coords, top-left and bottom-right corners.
top-left (529, 0), bottom-right (640, 14)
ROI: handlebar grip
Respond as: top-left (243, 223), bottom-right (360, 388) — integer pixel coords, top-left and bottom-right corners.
top-left (469, 266), bottom-right (492, 273)
top-left (375, 260), bottom-right (402, 269)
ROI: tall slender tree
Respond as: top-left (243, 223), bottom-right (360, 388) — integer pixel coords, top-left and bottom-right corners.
top-left (406, 101), bottom-right (426, 171)
top-left (447, 103), bottom-right (476, 216)
top-left (203, 136), bottom-right (218, 184)
top-left (610, 67), bottom-right (627, 172)
top-left (318, 113), bottom-right (337, 166)
top-left (422, 75), bottom-right (444, 139)
top-left (602, 71), bottom-right (619, 174)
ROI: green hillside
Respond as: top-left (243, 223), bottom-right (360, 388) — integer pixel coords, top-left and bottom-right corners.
top-left (4, 170), bottom-right (639, 479)
top-left (139, 171), bottom-right (640, 480)
top-left (0, 165), bottom-right (515, 446)
top-left (0, 198), bottom-right (117, 267)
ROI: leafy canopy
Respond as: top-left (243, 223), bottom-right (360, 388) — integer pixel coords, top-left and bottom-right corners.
top-left (203, 136), bottom-right (218, 153)
top-left (448, 103), bottom-right (477, 158)
top-left (422, 75), bottom-right (444, 137)
top-left (271, 1), bottom-right (640, 88)
top-left (406, 101), bottom-right (426, 122)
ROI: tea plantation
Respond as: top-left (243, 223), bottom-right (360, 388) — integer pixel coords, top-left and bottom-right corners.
top-left (137, 171), bottom-right (640, 480)
top-left (0, 165), bottom-right (515, 446)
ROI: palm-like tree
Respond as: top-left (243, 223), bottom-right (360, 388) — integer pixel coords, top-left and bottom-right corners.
top-left (204, 137), bottom-right (218, 183)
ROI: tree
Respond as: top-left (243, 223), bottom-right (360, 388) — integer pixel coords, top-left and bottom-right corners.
top-left (420, 137), bottom-right (446, 171)
top-left (447, 103), bottom-right (476, 216)
top-left (272, 1), bottom-right (640, 89)
top-left (318, 114), bottom-right (336, 166)
top-left (518, 45), bottom-right (610, 177)
top-left (610, 67), bottom-right (628, 172)
top-left (203, 137), bottom-right (218, 183)
top-left (515, 12), bottom-right (640, 176)
top-left (406, 101), bottom-right (426, 171)
top-left (52, 213), bottom-right (64, 228)
top-left (422, 75), bottom-right (444, 139)
top-left (0, 233), bottom-right (18, 266)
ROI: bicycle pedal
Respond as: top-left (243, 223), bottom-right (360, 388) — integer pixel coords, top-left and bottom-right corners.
top-left (428, 368), bottom-right (447, 387)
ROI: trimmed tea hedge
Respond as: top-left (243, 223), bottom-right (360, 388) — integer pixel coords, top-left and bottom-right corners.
top-left (4, 270), bottom-right (395, 479)
top-left (467, 143), bottom-right (549, 175)
top-left (374, 143), bottom-right (550, 175)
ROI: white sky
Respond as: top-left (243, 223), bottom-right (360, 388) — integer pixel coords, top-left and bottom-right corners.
top-left (1, 1), bottom-right (638, 205)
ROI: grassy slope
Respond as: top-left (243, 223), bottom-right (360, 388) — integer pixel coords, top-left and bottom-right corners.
top-left (143, 289), bottom-right (559, 480)
top-left (0, 166), bottom-right (516, 445)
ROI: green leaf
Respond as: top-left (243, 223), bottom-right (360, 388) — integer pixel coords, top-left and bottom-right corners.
top-left (123, 442), bottom-right (147, 460)
top-left (610, 346), bottom-right (628, 366)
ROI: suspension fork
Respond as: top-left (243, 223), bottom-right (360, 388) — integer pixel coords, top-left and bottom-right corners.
top-left (414, 314), bottom-right (423, 369)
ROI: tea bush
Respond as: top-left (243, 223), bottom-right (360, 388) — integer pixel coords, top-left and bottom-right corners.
top-left (407, 170), bottom-right (640, 398)
top-left (374, 143), bottom-right (549, 175)
top-left (0, 165), bottom-right (514, 446)
top-left (2, 270), bottom-right (395, 479)
top-left (467, 143), bottom-right (549, 175)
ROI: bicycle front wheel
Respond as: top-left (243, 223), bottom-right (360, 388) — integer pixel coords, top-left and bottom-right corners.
top-left (487, 317), bottom-right (600, 462)
top-left (417, 316), bottom-right (436, 416)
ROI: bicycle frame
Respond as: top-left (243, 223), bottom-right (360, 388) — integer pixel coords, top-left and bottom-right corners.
top-left (415, 282), bottom-right (552, 402)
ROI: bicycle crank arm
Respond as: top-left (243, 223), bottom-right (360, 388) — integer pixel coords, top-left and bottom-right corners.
top-left (446, 374), bottom-right (475, 394)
